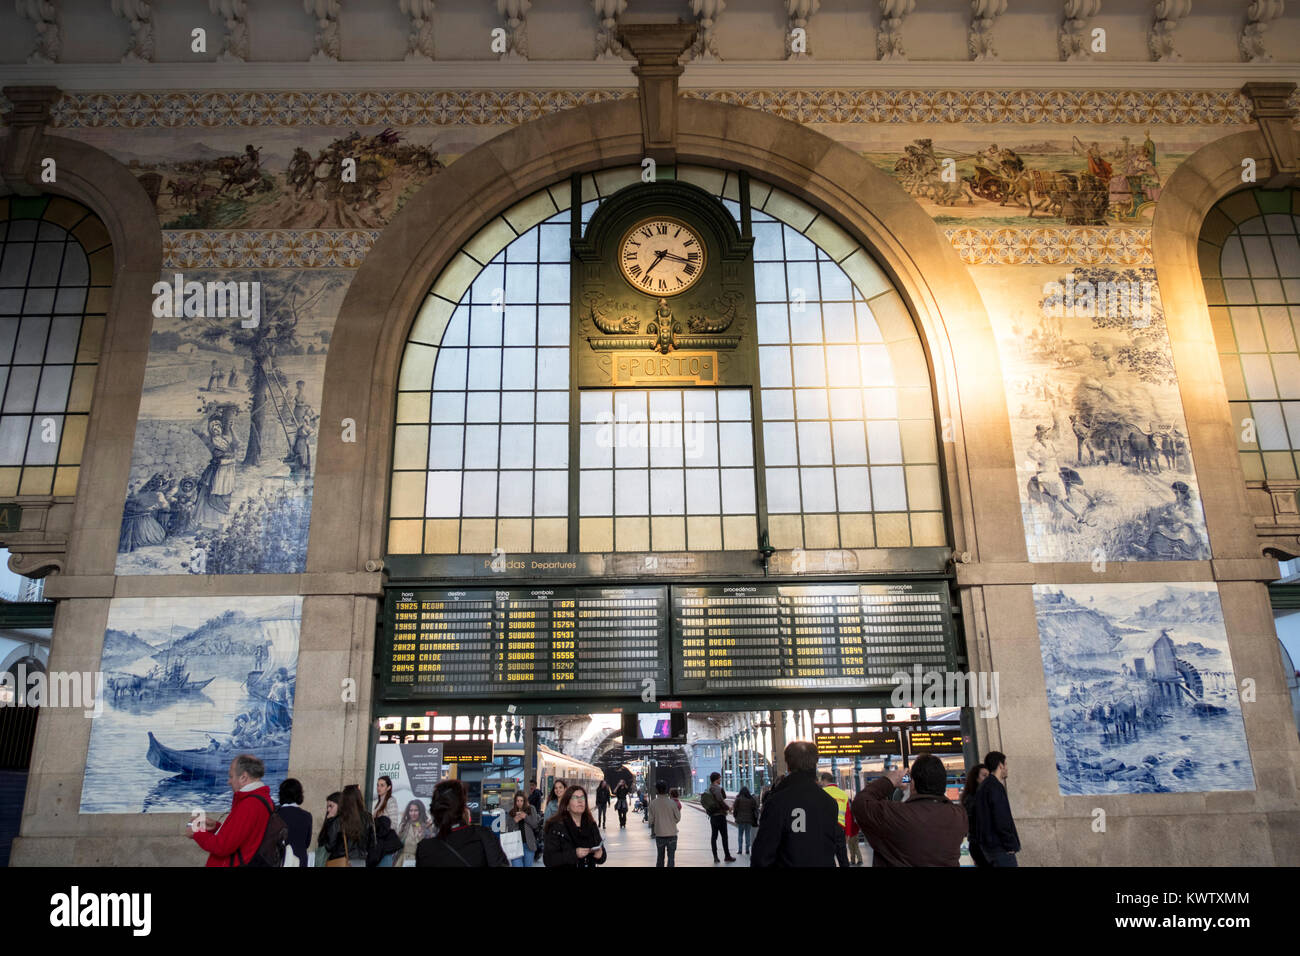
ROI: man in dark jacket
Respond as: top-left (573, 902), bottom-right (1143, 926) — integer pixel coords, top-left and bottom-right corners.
top-left (276, 777), bottom-right (313, 867)
top-left (751, 741), bottom-right (849, 868)
top-left (850, 755), bottom-right (967, 867)
top-left (527, 779), bottom-right (543, 813)
top-left (973, 751), bottom-right (1020, 866)
top-left (703, 772), bottom-right (735, 863)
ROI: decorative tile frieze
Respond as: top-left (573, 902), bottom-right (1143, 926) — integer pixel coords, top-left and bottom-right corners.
top-left (163, 225), bottom-right (1153, 269)
top-left (944, 226), bottom-right (1153, 265)
top-left (19, 86), bottom-right (1300, 129)
top-left (161, 229), bottom-right (380, 268)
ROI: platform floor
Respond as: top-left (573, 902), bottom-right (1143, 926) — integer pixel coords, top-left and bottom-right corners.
top-left (539, 801), bottom-right (876, 868)
top-left (532, 800), bottom-right (973, 867)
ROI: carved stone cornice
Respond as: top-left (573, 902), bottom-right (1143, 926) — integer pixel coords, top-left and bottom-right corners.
top-left (1249, 478), bottom-right (1300, 559)
top-left (497, 0), bottom-right (531, 61)
top-left (0, 85), bottom-right (60, 197)
top-left (592, 0), bottom-right (628, 61)
top-left (1059, 0), bottom-right (1101, 61)
top-left (1240, 0), bottom-right (1284, 64)
top-left (305, 0), bottom-right (341, 63)
top-left (16, 0), bottom-right (61, 65)
top-left (400, 0), bottom-right (436, 62)
top-left (0, 500), bottom-right (73, 580)
top-left (1148, 0), bottom-right (1191, 62)
top-left (111, 0), bottom-right (155, 64)
top-left (969, 0), bottom-right (1007, 61)
top-left (616, 23), bottom-right (697, 165)
top-left (209, 0), bottom-right (249, 63)
top-left (1241, 81), bottom-right (1298, 187)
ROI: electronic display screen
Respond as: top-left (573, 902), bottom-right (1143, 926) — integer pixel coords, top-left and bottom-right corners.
top-left (622, 711), bottom-right (688, 744)
top-left (814, 731), bottom-right (903, 757)
top-left (670, 581), bottom-right (953, 694)
top-left (383, 586), bottom-right (671, 699)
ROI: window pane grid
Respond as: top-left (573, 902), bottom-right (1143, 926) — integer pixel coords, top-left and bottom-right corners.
top-left (392, 172), bottom-right (945, 554)
top-left (0, 199), bottom-right (101, 495)
top-left (1205, 194), bottom-right (1300, 479)
top-left (578, 388), bottom-right (756, 551)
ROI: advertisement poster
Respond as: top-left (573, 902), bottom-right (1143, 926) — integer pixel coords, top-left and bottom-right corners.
top-left (372, 742), bottom-right (444, 816)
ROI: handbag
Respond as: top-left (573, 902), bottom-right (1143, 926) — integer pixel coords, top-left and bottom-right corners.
top-left (500, 829), bottom-right (524, 860)
top-left (325, 829), bottom-right (350, 868)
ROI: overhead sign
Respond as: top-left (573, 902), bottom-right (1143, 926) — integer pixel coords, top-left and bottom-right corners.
top-left (814, 731), bottom-right (902, 757)
top-left (441, 740), bottom-right (496, 764)
top-left (671, 581), bottom-right (953, 694)
top-left (906, 728), bottom-right (966, 753)
top-left (384, 586), bottom-right (671, 700)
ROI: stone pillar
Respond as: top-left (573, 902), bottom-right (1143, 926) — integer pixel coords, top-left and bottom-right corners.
top-left (770, 709), bottom-right (787, 776)
top-left (616, 23), bottom-right (697, 166)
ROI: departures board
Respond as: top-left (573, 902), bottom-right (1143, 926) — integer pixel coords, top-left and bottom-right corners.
top-left (384, 586), bottom-right (670, 699)
top-left (671, 582), bottom-right (954, 693)
top-left (382, 580), bottom-right (955, 700)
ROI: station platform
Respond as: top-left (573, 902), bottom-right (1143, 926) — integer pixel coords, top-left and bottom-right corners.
top-left (532, 800), bottom-right (973, 867)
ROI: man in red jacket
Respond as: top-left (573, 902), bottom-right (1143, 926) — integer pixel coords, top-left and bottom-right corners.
top-left (850, 755), bottom-right (967, 867)
top-left (189, 754), bottom-right (273, 867)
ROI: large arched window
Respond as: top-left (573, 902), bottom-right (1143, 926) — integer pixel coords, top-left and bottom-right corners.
top-left (0, 196), bottom-right (110, 497)
top-left (389, 167), bottom-right (945, 554)
top-left (1199, 187), bottom-right (1300, 481)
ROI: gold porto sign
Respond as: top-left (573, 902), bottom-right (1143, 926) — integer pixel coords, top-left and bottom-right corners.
top-left (612, 350), bottom-right (719, 386)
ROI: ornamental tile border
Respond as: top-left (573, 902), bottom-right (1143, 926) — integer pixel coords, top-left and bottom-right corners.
top-left (945, 226), bottom-right (1153, 265)
top-left (161, 229), bottom-right (381, 269)
top-left (16, 87), bottom-right (1300, 128)
top-left (160, 227), bottom-right (1152, 269)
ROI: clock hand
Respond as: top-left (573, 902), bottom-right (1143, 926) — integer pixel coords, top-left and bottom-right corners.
top-left (643, 249), bottom-right (668, 276)
top-left (658, 251), bottom-right (693, 264)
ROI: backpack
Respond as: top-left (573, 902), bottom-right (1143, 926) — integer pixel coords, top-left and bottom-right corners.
top-left (235, 792), bottom-right (289, 868)
top-left (700, 789), bottom-right (718, 813)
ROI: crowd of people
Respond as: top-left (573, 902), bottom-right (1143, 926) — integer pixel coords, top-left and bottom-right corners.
top-left (187, 745), bottom-right (1022, 867)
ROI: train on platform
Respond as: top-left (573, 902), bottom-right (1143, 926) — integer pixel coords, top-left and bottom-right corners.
top-left (494, 742), bottom-right (606, 795)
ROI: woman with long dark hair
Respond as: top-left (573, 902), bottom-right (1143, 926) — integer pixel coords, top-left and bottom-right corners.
top-left (542, 785), bottom-right (607, 868)
top-left (322, 785), bottom-right (375, 867)
top-left (314, 790), bottom-right (340, 867)
top-left (416, 779), bottom-right (509, 867)
top-left (960, 764), bottom-right (990, 867)
top-left (503, 790), bottom-right (541, 868)
top-left (542, 778), bottom-right (566, 826)
top-left (372, 775), bottom-right (402, 867)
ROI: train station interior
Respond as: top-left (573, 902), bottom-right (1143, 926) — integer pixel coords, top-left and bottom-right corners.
top-left (375, 705), bottom-right (970, 866)
top-left (1, 2), bottom-right (1298, 869)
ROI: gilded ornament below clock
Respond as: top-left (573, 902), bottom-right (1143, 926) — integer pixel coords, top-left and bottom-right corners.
top-left (646, 298), bottom-right (683, 354)
top-left (583, 290), bottom-right (640, 335)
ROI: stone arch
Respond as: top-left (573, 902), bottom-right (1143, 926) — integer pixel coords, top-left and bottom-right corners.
top-left (1151, 128), bottom-right (1299, 560)
top-left (0, 132), bottom-right (163, 577)
top-left (314, 97), bottom-right (1021, 573)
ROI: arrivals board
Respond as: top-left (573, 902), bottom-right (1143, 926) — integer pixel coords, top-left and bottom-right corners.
top-left (671, 582), bottom-right (954, 694)
top-left (906, 728), bottom-right (965, 754)
top-left (814, 731), bottom-right (903, 757)
top-left (384, 586), bottom-right (670, 699)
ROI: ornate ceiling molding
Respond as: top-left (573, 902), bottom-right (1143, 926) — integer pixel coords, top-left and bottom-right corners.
top-left (1241, 80), bottom-right (1298, 186)
top-left (619, 23), bottom-right (697, 164)
top-left (0, 85), bottom-right (59, 195)
top-left (0, 60), bottom-right (1294, 92)
top-left (20, 85), bottom-right (1300, 129)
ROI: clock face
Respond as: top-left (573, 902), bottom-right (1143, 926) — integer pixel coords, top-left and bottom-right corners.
top-left (617, 217), bottom-right (706, 296)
